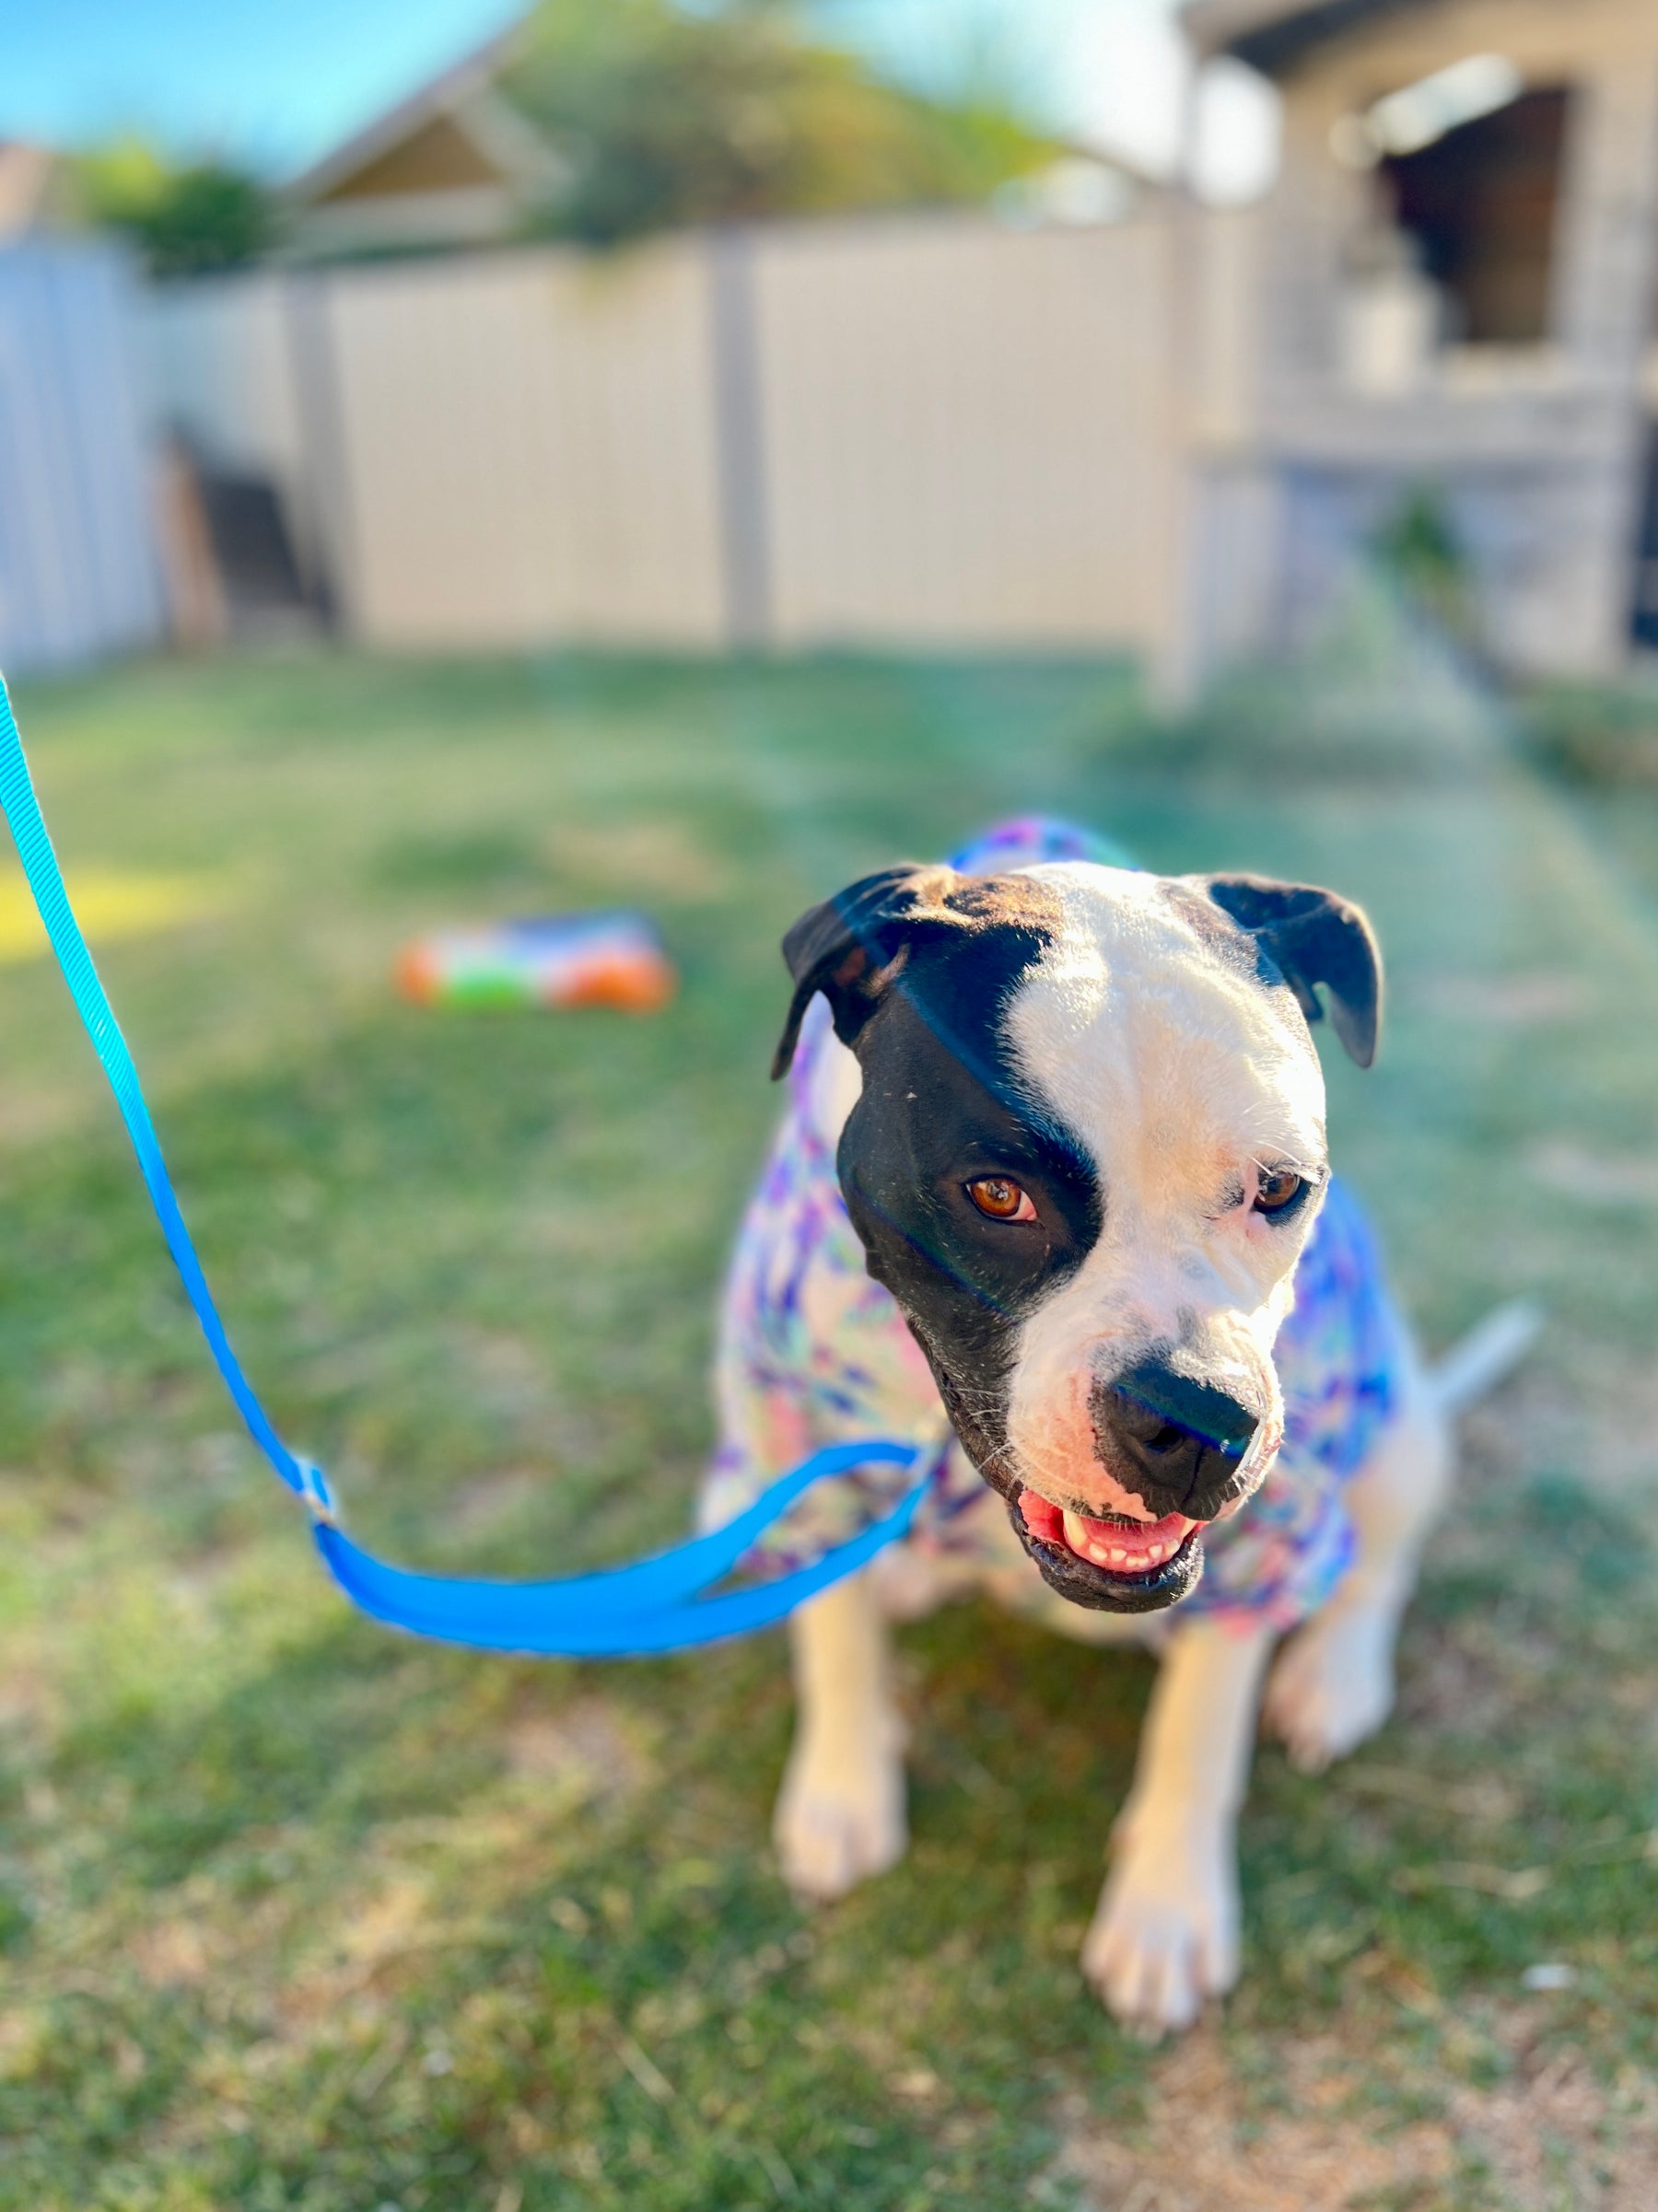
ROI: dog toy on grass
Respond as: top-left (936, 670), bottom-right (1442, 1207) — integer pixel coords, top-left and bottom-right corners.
top-left (395, 912), bottom-right (676, 1012)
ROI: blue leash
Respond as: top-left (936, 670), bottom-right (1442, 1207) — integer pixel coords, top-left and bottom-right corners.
top-left (0, 676), bottom-right (932, 1656)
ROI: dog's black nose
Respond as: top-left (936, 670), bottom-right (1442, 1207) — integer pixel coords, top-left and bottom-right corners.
top-left (1090, 1357), bottom-right (1259, 1520)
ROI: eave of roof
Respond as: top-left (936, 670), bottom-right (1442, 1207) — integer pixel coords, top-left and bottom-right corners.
top-left (1182, 0), bottom-right (1441, 76)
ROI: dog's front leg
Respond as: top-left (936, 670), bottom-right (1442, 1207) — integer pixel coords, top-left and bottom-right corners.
top-left (1081, 1618), bottom-right (1273, 2034)
top-left (774, 1570), bottom-right (907, 1901)
top-left (1264, 1356), bottom-right (1451, 1772)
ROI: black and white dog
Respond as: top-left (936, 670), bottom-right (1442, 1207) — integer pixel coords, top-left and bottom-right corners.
top-left (704, 826), bottom-right (1513, 2032)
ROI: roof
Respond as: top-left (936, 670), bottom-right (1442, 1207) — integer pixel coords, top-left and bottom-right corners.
top-left (1182, 0), bottom-right (1441, 76)
top-left (285, 19), bottom-right (531, 203)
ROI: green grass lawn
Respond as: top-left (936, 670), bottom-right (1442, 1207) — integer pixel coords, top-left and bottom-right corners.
top-left (2, 647), bottom-right (1658, 2209)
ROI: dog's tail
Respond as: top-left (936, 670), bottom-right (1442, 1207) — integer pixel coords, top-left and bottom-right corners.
top-left (1424, 1298), bottom-right (1543, 1417)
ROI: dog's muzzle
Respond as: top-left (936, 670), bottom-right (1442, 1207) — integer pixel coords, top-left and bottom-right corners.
top-left (1090, 1356), bottom-right (1261, 1522)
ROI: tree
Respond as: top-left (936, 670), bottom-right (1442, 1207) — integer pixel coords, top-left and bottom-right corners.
top-left (71, 139), bottom-right (273, 277)
top-left (502, 0), bottom-right (1058, 247)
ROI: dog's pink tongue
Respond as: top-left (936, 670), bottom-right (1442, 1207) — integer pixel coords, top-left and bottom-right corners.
top-left (1019, 1489), bottom-right (1196, 1572)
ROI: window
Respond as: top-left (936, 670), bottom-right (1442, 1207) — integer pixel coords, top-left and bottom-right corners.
top-left (1380, 87), bottom-right (1570, 345)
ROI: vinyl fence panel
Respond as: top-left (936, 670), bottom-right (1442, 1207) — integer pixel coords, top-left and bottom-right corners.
top-left (140, 270), bottom-right (308, 484)
top-left (0, 245), bottom-right (163, 673)
top-left (750, 216), bottom-right (1180, 651)
top-left (317, 245), bottom-right (728, 647)
top-left (143, 215), bottom-right (1185, 660)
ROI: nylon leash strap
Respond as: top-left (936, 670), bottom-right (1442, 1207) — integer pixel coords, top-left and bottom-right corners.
top-left (0, 676), bottom-right (932, 1656)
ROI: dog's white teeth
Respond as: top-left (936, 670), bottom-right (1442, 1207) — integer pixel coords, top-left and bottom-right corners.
top-left (1061, 1507), bottom-right (1189, 1575)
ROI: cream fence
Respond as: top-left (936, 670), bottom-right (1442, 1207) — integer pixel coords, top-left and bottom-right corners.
top-left (0, 243), bottom-right (163, 672)
top-left (141, 211), bottom-right (1213, 661)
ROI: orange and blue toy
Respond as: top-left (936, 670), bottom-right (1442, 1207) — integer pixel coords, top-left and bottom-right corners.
top-left (395, 911), bottom-right (676, 1013)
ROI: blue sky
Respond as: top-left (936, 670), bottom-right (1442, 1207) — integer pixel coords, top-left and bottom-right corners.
top-left (0, 0), bottom-right (530, 177)
top-left (0, 0), bottom-right (1232, 183)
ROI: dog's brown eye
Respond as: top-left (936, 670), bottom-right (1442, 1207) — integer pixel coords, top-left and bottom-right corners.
top-left (1254, 1169), bottom-right (1304, 1214)
top-left (967, 1176), bottom-right (1037, 1223)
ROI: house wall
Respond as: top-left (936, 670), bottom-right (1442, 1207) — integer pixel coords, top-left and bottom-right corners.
top-left (140, 214), bottom-right (1186, 662)
top-left (1205, 0), bottom-right (1658, 676)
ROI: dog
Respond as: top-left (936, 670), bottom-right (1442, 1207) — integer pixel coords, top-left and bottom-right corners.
top-left (701, 819), bottom-right (1515, 2033)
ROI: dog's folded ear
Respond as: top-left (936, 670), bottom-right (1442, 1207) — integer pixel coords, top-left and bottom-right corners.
top-left (1199, 874), bottom-right (1384, 1067)
top-left (773, 864), bottom-right (972, 1078)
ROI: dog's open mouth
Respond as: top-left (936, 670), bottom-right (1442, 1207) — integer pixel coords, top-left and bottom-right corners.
top-left (1010, 1488), bottom-right (1207, 1613)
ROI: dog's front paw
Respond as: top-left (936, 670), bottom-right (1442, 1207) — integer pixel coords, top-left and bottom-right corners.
top-left (1080, 1831), bottom-right (1240, 2036)
top-left (1264, 1601), bottom-right (1398, 1774)
top-left (773, 1729), bottom-right (906, 1902)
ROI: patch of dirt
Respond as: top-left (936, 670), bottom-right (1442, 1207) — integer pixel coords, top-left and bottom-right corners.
top-left (449, 1467), bottom-right (544, 1534)
top-left (128, 1915), bottom-right (216, 1989)
top-left (0, 1663), bottom-right (58, 1744)
top-left (1394, 1613), bottom-right (1548, 1741)
top-left (1337, 1759), bottom-right (1519, 1829)
top-left (1054, 2028), bottom-right (1457, 2210)
top-left (505, 1695), bottom-right (649, 1799)
top-left (1056, 2014), bottom-right (1658, 2211)
top-left (1449, 2026), bottom-right (1658, 2211)
top-left (272, 1876), bottom-right (440, 2032)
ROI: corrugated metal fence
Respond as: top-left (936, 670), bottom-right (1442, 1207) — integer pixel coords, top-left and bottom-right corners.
top-left (0, 244), bottom-right (164, 673)
top-left (140, 214), bottom-right (1196, 661)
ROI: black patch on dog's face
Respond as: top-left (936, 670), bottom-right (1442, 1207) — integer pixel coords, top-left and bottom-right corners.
top-left (781, 870), bottom-right (1103, 1494)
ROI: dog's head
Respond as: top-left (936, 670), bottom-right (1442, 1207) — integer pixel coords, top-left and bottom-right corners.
top-left (773, 859), bottom-right (1381, 1613)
